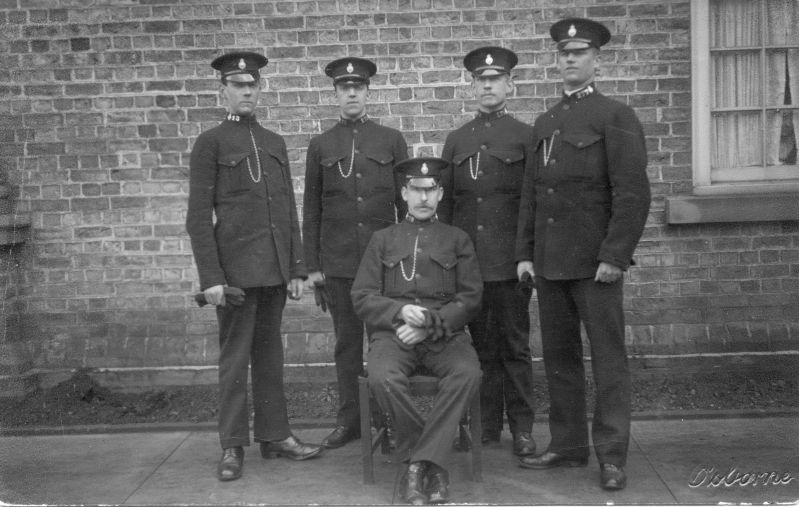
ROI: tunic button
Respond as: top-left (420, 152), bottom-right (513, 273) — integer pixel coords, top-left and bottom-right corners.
top-left (353, 129), bottom-right (358, 134)
top-left (358, 222), bottom-right (363, 227)
top-left (354, 149), bottom-right (360, 154)
top-left (357, 196), bottom-right (363, 202)
top-left (356, 173), bottom-right (362, 178)
top-left (477, 225), bottom-right (484, 231)
top-left (547, 218), bottom-right (554, 224)
top-left (415, 274), bottom-right (421, 280)
top-left (477, 171), bottom-right (484, 177)
top-left (553, 129), bottom-right (561, 135)
top-left (549, 159), bottom-right (556, 166)
top-left (563, 104), bottom-right (571, 111)
top-left (577, 141), bottom-right (583, 147)
top-left (485, 122), bottom-right (491, 128)
top-left (415, 298), bottom-right (421, 304)
top-left (547, 188), bottom-right (554, 194)
top-left (505, 158), bottom-right (511, 163)
top-left (476, 197), bottom-right (483, 203)
top-left (480, 144), bottom-right (487, 150)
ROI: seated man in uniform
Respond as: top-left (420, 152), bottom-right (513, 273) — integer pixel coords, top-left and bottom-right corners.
top-left (351, 157), bottom-right (483, 505)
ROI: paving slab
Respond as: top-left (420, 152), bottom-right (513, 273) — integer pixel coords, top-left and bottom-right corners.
top-left (631, 417), bottom-right (799, 504)
top-left (0, 431), bottom-right (190, 505)
top-left (1, 417), bottom-right (797, 505)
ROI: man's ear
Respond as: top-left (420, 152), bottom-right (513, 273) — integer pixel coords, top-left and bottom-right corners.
top-left (401, 185), bottom-right (409, 202)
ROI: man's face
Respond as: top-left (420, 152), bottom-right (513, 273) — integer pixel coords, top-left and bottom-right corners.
top-left (335, 81), bottom-right (369, 119)
top-left (401, 178), bottom-right (443, 221)
top-left (221, 79), bottom-right (262, 116)
top-left (557, 47), bottom-right (600, 91)
top-left (472, 73), bottom-right (513, 113)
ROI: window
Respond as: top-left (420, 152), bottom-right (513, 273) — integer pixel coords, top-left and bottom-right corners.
top-left (691, 0), bottom-right (798, 194)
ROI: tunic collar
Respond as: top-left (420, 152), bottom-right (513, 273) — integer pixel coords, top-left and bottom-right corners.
top-left (562, 83), bottom-right (596, 101)
top-left (225, 112), bottom-right (258, 123)
top-left (476, 107), bottom-right (508, 122)
top-left (405, 213), bottom-right (438, 224)
top-left (339, 114), bottom-right (369, 127)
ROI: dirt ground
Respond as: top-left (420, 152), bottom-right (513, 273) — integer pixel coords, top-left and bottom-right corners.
top-left (1, 368), bottom-right (796, 428)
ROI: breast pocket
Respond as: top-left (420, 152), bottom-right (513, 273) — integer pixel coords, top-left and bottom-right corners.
top-left (560, 133), bottom-right (603, 179)
top-left (264, 148), bottom-right (290, 196)
top-left (429, 252), bottom-right (458, 297)
top-left (320, 155), bottom-right (348, 195)
top-left (382, 253), bottom-right (410, 297)
top-left (486, 148), bottom-right (525, 192)
top-left (217, 151), bottom-right (256, 194)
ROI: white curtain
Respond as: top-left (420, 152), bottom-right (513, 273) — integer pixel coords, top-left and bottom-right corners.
top-left (711, 0), bottom-right (798, 169)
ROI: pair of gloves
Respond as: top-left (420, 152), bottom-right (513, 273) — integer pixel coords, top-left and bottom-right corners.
top-left (194, 287), bottom-right (246, 307)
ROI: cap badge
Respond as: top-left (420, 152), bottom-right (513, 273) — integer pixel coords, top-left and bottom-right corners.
top-left (421, 163), bottom-right (429, 175)
top-left (568, 24), bottom-right (577, 37)
top-left (485, 54), bottom-right (493, 65)
top-left (237, 58), bottom-right (246, 70)
top-left (346, 62), bottom-right (354, 73)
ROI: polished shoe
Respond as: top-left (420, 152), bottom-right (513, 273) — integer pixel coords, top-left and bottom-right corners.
top-left (600, 464), bottom-right (627, 490)
top-left (401, 461), bottom-right (428, 505)
top-left (260, 435), bottom-right (323, 461)
top-left (519, 450), bottom-right (588, 469)
top-left (322, 425), bottom-right (360, 449)
top-left (216, 446), bottom-right (243, 481)
top-left (425, 463), bottom-right (450, 504)
top-left (512, 432), bottom-right (537, 456)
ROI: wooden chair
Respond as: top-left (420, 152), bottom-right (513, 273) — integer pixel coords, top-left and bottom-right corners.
top-left (358, 374), bottom-right (483, 484)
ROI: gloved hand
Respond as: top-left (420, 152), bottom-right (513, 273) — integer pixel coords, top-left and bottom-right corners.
top-left (313, 280), bottom-right (333, 313)
top-left (422, 309), bottom-right (451, 342)
top-left (194, 287), bottom-right (246, 307)
top-left (515, 271), bottom-right (535, 298)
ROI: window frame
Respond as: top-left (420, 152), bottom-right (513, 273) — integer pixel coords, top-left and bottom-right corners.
top-left (690, 0), bottom-right (799, 196)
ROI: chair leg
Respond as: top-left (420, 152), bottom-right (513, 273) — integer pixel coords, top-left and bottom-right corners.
top-left (359, 376), bottom-right (375, 484)
top-left (469, 391), bottom-right (483, 482)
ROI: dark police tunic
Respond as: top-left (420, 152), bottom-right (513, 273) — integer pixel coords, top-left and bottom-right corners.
top-left (440, 109), bottom-right (536, 439)
top-left (515, 85), bottom-right (650, 466)
top-left (303, 116), bottom-right (408, 278)
top-left (187, 114), bottom-right (305, 289)
top-left (186, 113), bottom-right (305, 449)
top-left (351, 217), bottom-right (482, 468)
top-left (303, 115), bottom-right (408, 431)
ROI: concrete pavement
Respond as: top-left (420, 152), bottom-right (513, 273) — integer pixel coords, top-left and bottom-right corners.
top-left (1, 416), bottom-right (797, 505)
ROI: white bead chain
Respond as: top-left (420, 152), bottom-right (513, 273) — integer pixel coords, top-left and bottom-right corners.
top-left (542, 132), bottom-right (556, 167)
top-left (400, 235), bottom-right (420, 281)
top-left (247, 126), bottom-right (262, 183)
top-left (468, 152), bottom-right (480, 180)
top-left (337, 137), bottom-right (355, 178)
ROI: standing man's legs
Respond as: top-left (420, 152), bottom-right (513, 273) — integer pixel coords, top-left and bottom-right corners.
top-left (251, 286), bottom-right (291, 443)
top-left (324, 277), bottom-right (366, 446)
top-left (217, 289), bottom-right (259, 450)
top-left (571, 278), bottom-right (630, 466)
top-left (493, 280), bottom-right (536, 453)
top-left (468, 292), bottom-right (503, 441)
top-left (533, 277), bottom-right (590, 460)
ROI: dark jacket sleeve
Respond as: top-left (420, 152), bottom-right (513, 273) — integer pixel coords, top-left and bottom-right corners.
top-left (186, 132), bottom-right (226, 290)
top-left (436, 134), bottom-right (455, 224)
top-left (302, 137), bottom-right (323, 273)
top-left (515, 133), bottom-right (538, 263)
top-left (437, 229), bottom-right (483, 330)
top-left (282, 141), bottom-right (307, 280)
top-left (598, 106), bottom-right (651, 270)
top-left (393, 131), bottom-right (410, 221)
top-left (351, 232), bottom-right (405, 330)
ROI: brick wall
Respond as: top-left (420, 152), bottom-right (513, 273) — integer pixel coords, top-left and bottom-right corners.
top-left (1, 0), bottom-right (797, 389)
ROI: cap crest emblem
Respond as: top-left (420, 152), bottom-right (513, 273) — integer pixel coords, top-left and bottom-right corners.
top-left (485, 54), bottom-right (493, 65)
top-left (568, 24), bottom-right (577, 37)
top-left (421, 163), bottom-right (429, 175)
top-left (346, 62), bottom-right (354, 73)
top-left (237, 58), bottom-right (246, 70)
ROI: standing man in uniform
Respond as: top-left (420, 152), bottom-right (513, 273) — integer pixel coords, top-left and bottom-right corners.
top-left (515, 19), bottom-right (651, 491)
top-left (303, 57), bottom-right (409, 449)
top-left (439, 46), bottom-right (537, 457)
top-left (352, 157), bottom-right (483, 505)
top-left (187, 52), bottom-right (323, 482)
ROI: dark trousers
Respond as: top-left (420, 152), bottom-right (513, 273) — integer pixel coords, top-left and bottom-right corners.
top-left (327, 277), bottom-right (366, 430)
top-left (216, 286), bottom-right (290, 449)
top-left (535, 276), bottom-right (631, 466)
top-left (469, 280), bottom-right (535, 437)
top-left (367, 332), bottom-right (481, 469)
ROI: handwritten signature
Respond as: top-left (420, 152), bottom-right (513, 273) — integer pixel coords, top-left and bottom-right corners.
top-left (689, 466), bottom-right (796, 488)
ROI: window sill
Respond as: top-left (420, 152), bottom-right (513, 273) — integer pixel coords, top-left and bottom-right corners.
top-left (666, 193), bottom-right (799, 224)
